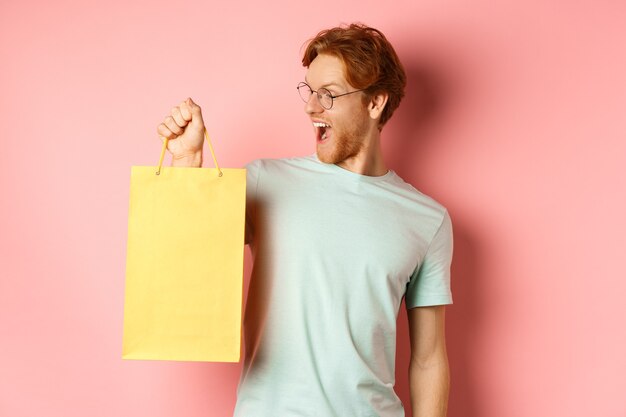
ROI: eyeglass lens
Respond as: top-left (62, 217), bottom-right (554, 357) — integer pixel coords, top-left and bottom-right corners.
top-left (297, 83), bottom-right (334, 109)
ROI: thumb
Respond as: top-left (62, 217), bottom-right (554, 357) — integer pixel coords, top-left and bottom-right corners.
top-left (186, 97), bottom-right (205, 130)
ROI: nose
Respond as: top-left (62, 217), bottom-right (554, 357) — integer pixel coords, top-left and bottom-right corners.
top-left (304, 92), bottom-right (324, 115)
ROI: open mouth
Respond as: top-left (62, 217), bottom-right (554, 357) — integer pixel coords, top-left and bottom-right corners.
top-left (313, 121), bottom-right (332, 143)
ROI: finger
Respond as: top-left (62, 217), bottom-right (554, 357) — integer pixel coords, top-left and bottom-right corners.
top-left (171, 106), bottom-right (187, 127)
top-left (186, 97), bottom-right (205, 129)
top-left (188, 97), bottom-right (202, 118)
top-left (164, 116), bottom-right (184, 135)
top-left (157, 123), bottom-right (176, 139)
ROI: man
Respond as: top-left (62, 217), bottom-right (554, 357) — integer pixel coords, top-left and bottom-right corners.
top-left (157, 23), bottom-right (453, 417)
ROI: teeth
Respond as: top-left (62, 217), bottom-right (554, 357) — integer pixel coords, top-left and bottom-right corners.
top-left (313, 122), bottom-right (330, 128)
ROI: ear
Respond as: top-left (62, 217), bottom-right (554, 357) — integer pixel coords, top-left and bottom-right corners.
top-left (367, 91), bottom-right (389, 123)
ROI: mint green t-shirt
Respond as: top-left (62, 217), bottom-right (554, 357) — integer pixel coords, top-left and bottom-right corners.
top-left (233, 154), bottom-right (453, 417)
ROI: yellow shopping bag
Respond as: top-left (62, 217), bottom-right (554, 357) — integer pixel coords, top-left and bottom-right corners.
top-left (122, 128), bottom-right (245, 362)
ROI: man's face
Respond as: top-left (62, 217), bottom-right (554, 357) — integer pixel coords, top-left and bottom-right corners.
top-left (304, 54), bottom-right (371, 164)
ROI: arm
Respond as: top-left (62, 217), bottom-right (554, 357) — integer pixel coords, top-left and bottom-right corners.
top-left (407, 305), bottom-right (450, 417)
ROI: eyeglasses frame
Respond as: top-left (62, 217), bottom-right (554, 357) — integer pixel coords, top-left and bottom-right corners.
top-left (297, 81), bottom-right (367, 110)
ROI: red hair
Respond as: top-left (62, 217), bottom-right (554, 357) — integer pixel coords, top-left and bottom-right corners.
top-left (302, 23), bottom-right (406, 128)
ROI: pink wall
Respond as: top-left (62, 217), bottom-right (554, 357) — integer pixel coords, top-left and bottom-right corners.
top-left (1, 1), bottom-right (625, 416)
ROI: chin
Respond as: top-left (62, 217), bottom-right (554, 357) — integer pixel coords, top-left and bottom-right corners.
top-left (316, 150), bottom-right (330, 164)
top-left (316, 131), bottom-right (363, 165)
top-left (316, 148), bottom-right (339, 164)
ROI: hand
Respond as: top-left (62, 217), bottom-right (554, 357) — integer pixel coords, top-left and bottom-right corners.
top-left (156, 97), bottom-right (205, 160)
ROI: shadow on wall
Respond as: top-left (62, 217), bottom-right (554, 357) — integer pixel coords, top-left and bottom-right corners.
top-left (385, 61), bottom-right (447, 180)
top-left (390, 62), bottom-right (484, 417)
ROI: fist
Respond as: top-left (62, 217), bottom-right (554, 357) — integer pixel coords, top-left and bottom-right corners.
top-left (156, 97), bottom-right (205, 159)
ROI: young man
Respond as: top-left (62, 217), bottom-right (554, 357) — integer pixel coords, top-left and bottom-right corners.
top-left (157, 23), bottom-right (453, 417)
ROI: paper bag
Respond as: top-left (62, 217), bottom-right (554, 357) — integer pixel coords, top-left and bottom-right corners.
top-left (122, 128), bottom-right (246, 362)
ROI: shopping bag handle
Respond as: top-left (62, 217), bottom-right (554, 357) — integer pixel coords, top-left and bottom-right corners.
top-left (156, 127), bottom-right (223, 177)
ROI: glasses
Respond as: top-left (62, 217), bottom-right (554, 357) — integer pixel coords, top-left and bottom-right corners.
top-left (296, 82), bottom-right (366, 109)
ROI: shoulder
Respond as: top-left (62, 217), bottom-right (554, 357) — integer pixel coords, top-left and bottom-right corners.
top-left (382, 173), bottom-right (452, 246)
top-left (388, 172), bottom-right (449, 220)
top-left (246, 154), bottom-right (316, 168)
top-left (245, 154), bottom-right (318, 175)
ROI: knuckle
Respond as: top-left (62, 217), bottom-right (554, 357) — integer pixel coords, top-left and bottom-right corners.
top-left (157, 124), bottom-right (173, 138)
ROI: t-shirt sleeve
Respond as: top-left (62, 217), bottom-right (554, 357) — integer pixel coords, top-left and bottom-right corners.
top-left (405, 209), bottom-right (454, 308)
top-left (244, 159), bottom-right (262, 246)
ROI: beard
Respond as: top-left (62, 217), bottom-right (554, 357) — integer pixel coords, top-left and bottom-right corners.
top-left (316, 118), bottom-right (369, 165)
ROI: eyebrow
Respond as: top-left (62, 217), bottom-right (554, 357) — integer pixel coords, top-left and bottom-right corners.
top-left (321, 83), bottom-right (342, 90)
top-left (304, 78), bottom-right (343, 90)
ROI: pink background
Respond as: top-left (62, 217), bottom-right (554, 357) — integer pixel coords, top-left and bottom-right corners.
top-left (1, 1), bottom-right (625, 416)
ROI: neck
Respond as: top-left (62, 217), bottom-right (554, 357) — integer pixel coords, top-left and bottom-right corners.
top-left (336, 129), bottom-right (388, 177)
